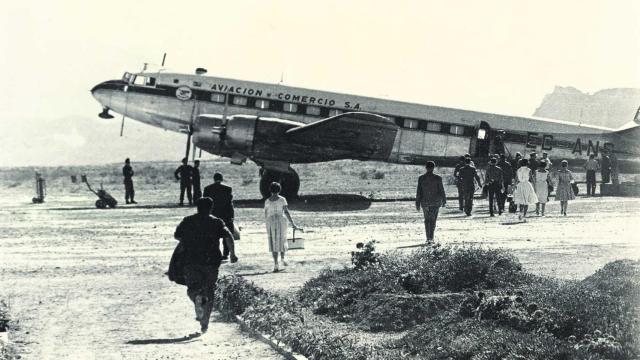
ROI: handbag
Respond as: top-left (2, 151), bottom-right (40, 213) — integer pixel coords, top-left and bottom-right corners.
top-left (167, 243), bottom-right (186, 285)
top-left (571, 182), bottom-right (579, 195)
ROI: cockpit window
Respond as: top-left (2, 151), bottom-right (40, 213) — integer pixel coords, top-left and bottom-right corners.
top-left (122, 72), bottom-right (132, 83)
top-left (146, 77), bottom-right (156, 86)
top-left (133, 75), bottom-right (146, 86)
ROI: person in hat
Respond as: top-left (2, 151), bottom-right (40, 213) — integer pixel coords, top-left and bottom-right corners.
top-left (416, 161), bottom-right (446, 242)
top-left (122, 158), bottom-right (137, 204)
top-left (458, 158), bottom-right (482, 216)
top-left (174, 158), bottom-right (194, 206)
top-left (583, 154), bottom-right (600, 196)
top-left (556, 160), bottom-right (575, 215)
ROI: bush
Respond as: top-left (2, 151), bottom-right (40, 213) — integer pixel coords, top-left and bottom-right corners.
top-left (215, 276), bottom-right (400, 359)
top-left (372, 170), bottom-right (385, 180)
top-left (350, 241), bottom-right (379, 270)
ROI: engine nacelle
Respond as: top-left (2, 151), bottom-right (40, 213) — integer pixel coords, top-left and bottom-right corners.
top-left (224, 115), bottom-right (256, 154)
top-left (192, 114), bottom-right (256, 157)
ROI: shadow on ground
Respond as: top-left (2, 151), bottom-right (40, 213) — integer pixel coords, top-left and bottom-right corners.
top-left (126, 332), bottom-right (202, 345)
top-left (236, 194), bottom-right (372, 211)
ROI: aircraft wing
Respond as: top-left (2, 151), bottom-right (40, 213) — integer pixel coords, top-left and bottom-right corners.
top-left (284, 112), bottom-right (399, 161)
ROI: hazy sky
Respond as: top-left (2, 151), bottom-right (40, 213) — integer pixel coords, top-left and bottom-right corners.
top-left (1, 0), bottom-right (639, 165)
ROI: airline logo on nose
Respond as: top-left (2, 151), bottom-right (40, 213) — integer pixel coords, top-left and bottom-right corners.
top-left (176, 86), bottom-right (192, 101)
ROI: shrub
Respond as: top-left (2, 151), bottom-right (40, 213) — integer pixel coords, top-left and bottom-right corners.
top-left (351, 241), bottom-right (379, 270)
top-left (372, 170), bottom-right (385, 179)
top-left (358, 170), bottom-right (369, 180)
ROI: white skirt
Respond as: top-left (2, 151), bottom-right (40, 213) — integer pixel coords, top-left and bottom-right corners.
top-left (514, 181), bottom-right (538, 205)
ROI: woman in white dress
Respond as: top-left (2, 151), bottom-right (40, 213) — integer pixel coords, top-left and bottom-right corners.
top-left (513, 159), bottom-right (539, 221)
top-left (264, 182), bottom-right (300, 272)
top-left (534, 160), bottom-right (550, 216)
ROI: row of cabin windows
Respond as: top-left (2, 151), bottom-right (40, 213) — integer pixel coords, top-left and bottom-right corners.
top-left (211, 92), bottom-right (340, 117)
top-left (401, 118), bottom-right (466, 136)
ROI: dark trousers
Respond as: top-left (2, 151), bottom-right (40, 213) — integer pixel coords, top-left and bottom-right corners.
top-left (124, 179), bottom-right (134, 203)
top-left (586, 170), bottom-right (596, 195)
top-left (462, 187), bottom-right (475, 215)
top-left (180, 181), bottom-right (193, 204)
top-left (422, 206), bottom-right (440, 241)
top-left (220, 218), bottom-right (233, 256)
top-left (456, 183), bottom-right (464, 210)
top-left (193, 182), bottom-right (202, 202)
top-left (184, 264), bottom-right (219, 330)
top-left (487, 182), bottom-right (501, 215)
top-left (601, 170), bottom-right (611, 184)
top-left (497, 181), bottom-right (509, 213)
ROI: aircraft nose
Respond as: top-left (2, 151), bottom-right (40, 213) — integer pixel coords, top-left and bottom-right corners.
top-left (91, 81), bottom-right (113, 107)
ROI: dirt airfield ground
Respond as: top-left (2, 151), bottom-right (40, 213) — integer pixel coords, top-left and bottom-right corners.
top-left (1, 160), bottom-right (639, 359)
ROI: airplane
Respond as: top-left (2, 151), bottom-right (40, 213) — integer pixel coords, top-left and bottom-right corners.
top-left (91, 66), bottom-right (640, 198)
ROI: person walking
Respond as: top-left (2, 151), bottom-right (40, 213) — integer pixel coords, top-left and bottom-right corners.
top-left (192, 160), bottom-right (202, 202)
top-left (453, 156), bottom-right (466, 211)
top-left (416, 161), bottom-right (447, 242)
top-left (172, 197), bottom-right (237, 333)
top-left (458, 158), bottom-right (482, 216)
top-left (584, 154), bottom-right (599, 196)
top-left (203, 173), bottom-right (235, 260)
top-left (122, 158), bottom-right (137, 204)
top-left (485, 157), bottom-right (504, 217)
top-left (534, 161), bottom-right (550, 216)
top-left (513, 159), bottom-right (538, 222)
top-left (174, 158), bottom-right (194, 206)
top-left (497, 154), bottom-right (513, 214)
top-left (556, 160), bottom-right (575, 215)
top-left (265, 182), bottom-right (300, 272)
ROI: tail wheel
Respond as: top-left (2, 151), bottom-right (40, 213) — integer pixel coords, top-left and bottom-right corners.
top-left (259, 168), bottom-right (300, 199)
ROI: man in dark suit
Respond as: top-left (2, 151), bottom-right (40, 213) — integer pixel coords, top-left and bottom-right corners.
top-left (203, 173), bottom-right (235, 259)
top-left (192, 160), bottom-right (202, 202)
top-left (459, 158), bottom-right (482, 216)
top-left (174, 158), bottom-right (193, 206)
top-left (416, 161), bottom-right (446, 242)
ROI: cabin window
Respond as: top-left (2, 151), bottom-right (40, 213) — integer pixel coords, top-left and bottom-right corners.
top-left (329, 109), bottom-right (342, 117)
top-left (210, 92), bottom-right (225, 103)
top-left (403, 119), bottom-right (419, 129)
top-left (133, 75), bottom-right (147, 86)
top-left (173, 79), bottom-right (180, 84)
top-left (283, 103), bottom-right (298, 113)
top-left (426, 122), bottom-right (441, 132)
top-left (255, 99), bottom-right (269, 109)
top-left (193, 81), bottom-right (202, 87)
top-left (146, 77), bottom-right (156, 86)
top-left (122, 72), bottom-right (132, 83)
top-left (232, 96), bottom-right (248, 106)
top-left (449, 125), bottom-right (465, 135)
top-left (306, 106), bottom-right (321, 116)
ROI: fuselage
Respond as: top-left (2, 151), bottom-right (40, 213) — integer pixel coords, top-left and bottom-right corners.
top-left (91, 69), bottom-right (640, 171)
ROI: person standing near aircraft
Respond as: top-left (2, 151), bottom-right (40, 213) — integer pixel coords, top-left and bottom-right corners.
top-left (583, 154), bottom-right (600, 196)
top-left (497, 154), bottom-right (513, 213)
top-left (173, 197), bottom-right (237, 333)
top-left (416, 161), bottom-right (446, 242)
top-left (122, 158), bottom-right (137, 204)
top-left (192, 160), bottom-right (202, 202)
top-left (511, 152), bottom-right (523, 171)
top-left (453, 156), bottom-right (466, 211)
top-left (459, 158), bottom-right (482, 216)
top-left (484, 157), bottom-right (503, 217)
top-left (175, 158), bottom-right (194, 206)
top-left (534, 161), bottom-right (550, 216)
top-left (513, 159), bottom-right (538, 222)
top-left (556, 160), bottom-right (575, 215)
top-left (265, 182), bottom-right (301, 272)
top-left (203, 173), bottom-right (235, 260)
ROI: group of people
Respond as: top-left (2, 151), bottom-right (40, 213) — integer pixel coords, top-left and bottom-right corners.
top-left (121, 157), bottom-right (302, 333)
top-left (416, 151), bottom-right (589, 242)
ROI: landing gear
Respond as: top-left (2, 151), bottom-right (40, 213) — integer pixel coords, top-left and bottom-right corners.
top-left (259, 168), bottom-right (300, 199)
top-left (98, 107), bottom-right (114, 119)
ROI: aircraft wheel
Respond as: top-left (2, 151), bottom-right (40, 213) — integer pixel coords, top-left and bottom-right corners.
top-left (259, 168), bottom-right (300, 199)
top-left (95, 199), bottom-right (106, 209)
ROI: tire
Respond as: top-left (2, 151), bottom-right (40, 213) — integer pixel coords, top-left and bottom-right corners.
top-left (259, 168), bottom-right (300, 199)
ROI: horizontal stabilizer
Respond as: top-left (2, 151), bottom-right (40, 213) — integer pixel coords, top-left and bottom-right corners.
top-left (285, 112), bottom-right (398, 161)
